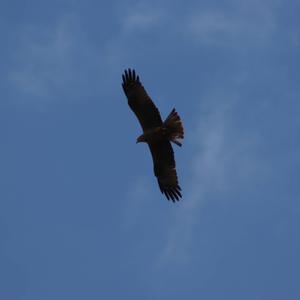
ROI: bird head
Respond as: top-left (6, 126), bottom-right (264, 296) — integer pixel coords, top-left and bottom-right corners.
top-left (136, 134), bottom-right (146, 143)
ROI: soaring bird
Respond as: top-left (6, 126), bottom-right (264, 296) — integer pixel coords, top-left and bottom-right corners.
top-left (122, 69), bottom-right (184, 202)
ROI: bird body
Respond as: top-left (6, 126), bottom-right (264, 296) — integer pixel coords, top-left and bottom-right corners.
top-left (136, 127), bottom-right (166, 143)
top-left (137, 112), bottom-right (183, 145)
top-left (122, 69), bottom-right (184, 202)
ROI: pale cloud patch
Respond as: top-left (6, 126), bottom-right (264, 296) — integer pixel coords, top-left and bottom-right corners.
top-left (121, 177), bottom-right (154, 231)
top-left (123, 9), bottom-right (163, 32)
top-left (119, 0), bottom-right (165, 33)
top-left (101, 5), bottom-right (165, 77)
top-left (187, 4), bottom-right (276, 45)
top-left (9, 14), bottom-right (97, 101)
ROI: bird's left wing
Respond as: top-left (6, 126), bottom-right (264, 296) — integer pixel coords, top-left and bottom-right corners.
top-left (122, 69), bottom-right (163, 131)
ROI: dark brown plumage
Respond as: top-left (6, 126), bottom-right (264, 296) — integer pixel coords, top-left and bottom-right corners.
top-left (122, 68), bottom-right (184, 202)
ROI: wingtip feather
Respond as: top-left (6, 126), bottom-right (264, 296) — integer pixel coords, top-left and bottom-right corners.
top-left (122, 68), bottom-right (141, 87)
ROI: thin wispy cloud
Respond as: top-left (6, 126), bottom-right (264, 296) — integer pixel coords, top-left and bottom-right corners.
top-left (102, 4), bottom-right (165, 72)
top-left (186, 3), bottom-right (276, 46)
top-left (121, 177), bottom-right (154, 231)
top-left (9, 14), bottom-right (98, 101)
top-left (156, 93), bottom-right (263, 268)
top-left (123, 10), bottom-right (163, 32)
top-left (119, 0), bottom-right (165, 32)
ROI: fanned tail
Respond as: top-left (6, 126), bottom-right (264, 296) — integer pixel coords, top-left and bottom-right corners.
top-left (163, 108), bottom-right (184, 147)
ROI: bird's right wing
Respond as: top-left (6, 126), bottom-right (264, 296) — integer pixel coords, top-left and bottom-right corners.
top-left (148, 141), bottom-right (182, 202)
top-left (122, 69), bottom-right (163, 131)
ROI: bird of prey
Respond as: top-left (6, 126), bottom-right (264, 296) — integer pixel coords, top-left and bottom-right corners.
top-left (122, 69), bottom-right (184, 202)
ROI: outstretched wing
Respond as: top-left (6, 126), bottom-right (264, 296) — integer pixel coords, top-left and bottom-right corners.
top-left (149, 141), bottom-right (182, 202)
top-left (122, 68), bottom-right (163, 131)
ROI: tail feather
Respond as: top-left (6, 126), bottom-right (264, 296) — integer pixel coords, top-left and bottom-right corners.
top-left (164, 108), bottom-right (184, 147)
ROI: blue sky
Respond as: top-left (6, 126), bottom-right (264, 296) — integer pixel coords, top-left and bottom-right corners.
top-left (1, 0), bottom-right (300, 299)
